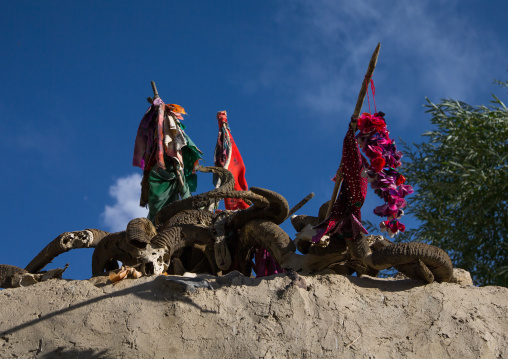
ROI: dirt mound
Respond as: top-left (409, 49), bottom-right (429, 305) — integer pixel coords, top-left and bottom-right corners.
top-left (0, 272), bottom-right (506, 358)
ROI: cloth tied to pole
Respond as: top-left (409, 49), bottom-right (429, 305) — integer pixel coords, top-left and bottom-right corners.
top-left (213, 111), bottom-right (249, 211)
top-left (213, 111), bottom-right (282, 277)
top-left (133, 98), bottom-right (202, 222)
top-left (311, 118), bottom-right (369, 245)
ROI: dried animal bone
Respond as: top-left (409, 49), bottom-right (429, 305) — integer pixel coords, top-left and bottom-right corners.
top-left (370, 241), bottom-right (454, 283)
top-left (290, 197), bottom-right (453, 283)
top-left (91, 228), bottom-right (170, 276)
top-left (149, 186), bottom-right (292, 275)
top-left (238, 219), bottom-right (347, 274)
top-left (212, 211), bottom-right (235, 270)
top-left (150, 210), bottom-right (216, 273)
top-left (25, 229), bottom-right (109, 273)
top-left (127, 217), bottom-right (157, 249)
top-left (154, 166), bottom-right (236, 225)
top-left (4, 264), bottom-right (69, 289)
top-left (0, 264), bottom-right (28, 288)
top-left (0, 166), bottom-right (453, 286)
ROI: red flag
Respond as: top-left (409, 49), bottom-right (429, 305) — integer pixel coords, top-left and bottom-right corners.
top-left (214, 111), bottom-right (283, 277)
top-left (214, 111), bottom-right (249, 210)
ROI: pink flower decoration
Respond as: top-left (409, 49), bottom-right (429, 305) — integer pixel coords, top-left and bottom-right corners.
top-left (371, 157), bottom-right (386, 172)
top-left (356, 111), bottom-right (413, 235)
top-left (357, 112), bottom-right (387, 134)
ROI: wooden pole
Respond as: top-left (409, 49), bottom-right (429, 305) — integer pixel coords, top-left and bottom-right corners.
top-left (149, 81), bottom-right (186, 190)
top-left (325, 165), bottom-right (343, 219)
top-left (151, 81), bottom-right (160, 99)
top-left (353, 43), bottom-right (381, 122)
top-left (286, 192), bottom-right (315, 220)
top-left (147, 81), bottom-right (160, 104)
top-left (325, 43), bottom-right (381, 218)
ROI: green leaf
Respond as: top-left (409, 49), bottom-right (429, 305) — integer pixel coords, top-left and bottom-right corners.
top-left (404, 77), bottom-right (508, 287)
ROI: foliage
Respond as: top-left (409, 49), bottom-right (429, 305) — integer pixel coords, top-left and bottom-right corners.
top-left (399, 87), bottom-right (508, 286)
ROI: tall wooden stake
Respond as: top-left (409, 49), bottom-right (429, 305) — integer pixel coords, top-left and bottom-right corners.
top-left (149, 81), bottom-right (186, 190)
top-left (286, 192), bottom-right (315, 220)
top-left (325, 43), bottom-right (381, 218)
top-left (151, 81), bottom-right (160, 99)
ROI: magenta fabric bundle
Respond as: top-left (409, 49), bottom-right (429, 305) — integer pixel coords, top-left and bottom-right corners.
top-left (312, 118), bottom-right (369, 244)
top-left (357, 111), bottom-right (414, 237)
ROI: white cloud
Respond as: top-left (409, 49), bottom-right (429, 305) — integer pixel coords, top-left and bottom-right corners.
top-left (269, 1), bottom-right (503, 125)
top-left (102, 173), bottom-right (148, 232)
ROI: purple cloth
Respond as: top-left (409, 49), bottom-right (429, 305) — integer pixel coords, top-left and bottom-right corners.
top-left (133, 98), bottom-right (164, 170)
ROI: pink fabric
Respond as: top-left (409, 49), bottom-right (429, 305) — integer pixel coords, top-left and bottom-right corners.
top-left (254, 249), bottom-right (282, 277)
top-left (155, 100), bottom-right (166, 170)
top-left (133, 106), bottom-right (155, 170)
top-left (133, 98), bottom-right (165, 170)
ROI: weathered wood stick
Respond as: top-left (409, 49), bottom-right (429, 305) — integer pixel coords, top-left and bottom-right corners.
top-left (286, 192), bottom-right (315, 220)
top-left (149, 81), bottom-right (186, 191)
top-left (170, 158), bottom-right (187, 194)
top-left (151, 81), bottom-right (160, 99)
top-left (353, 42), bottom-right (381, 122)
top-left (326, 43), bottom-right (381, 218)
top-left (325, 166), bottom-right (343, 219)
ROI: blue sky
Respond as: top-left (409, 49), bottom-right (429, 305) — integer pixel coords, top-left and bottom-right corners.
top-left (1, 1), bottom-right (507, 280)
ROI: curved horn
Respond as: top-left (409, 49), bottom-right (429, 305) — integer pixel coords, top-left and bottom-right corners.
top-left (127, 217), bottom-right (157, 248)
top-left (249, 187), bottom-right (289, 225)
top-left (239, 220), bottom-right (347, 273)
top-left (371, 242), bottom-right (453, 282)
top-left (226, 188), bottom-right (288, 231)
top-left (91, 232), bottom-right (131, 276)
top-left (25, 229), bottom-right (109, 273)
top-left (154, 166), bottom-right (235, 225)
top-left (204, 190), bottom-right (269, 208)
